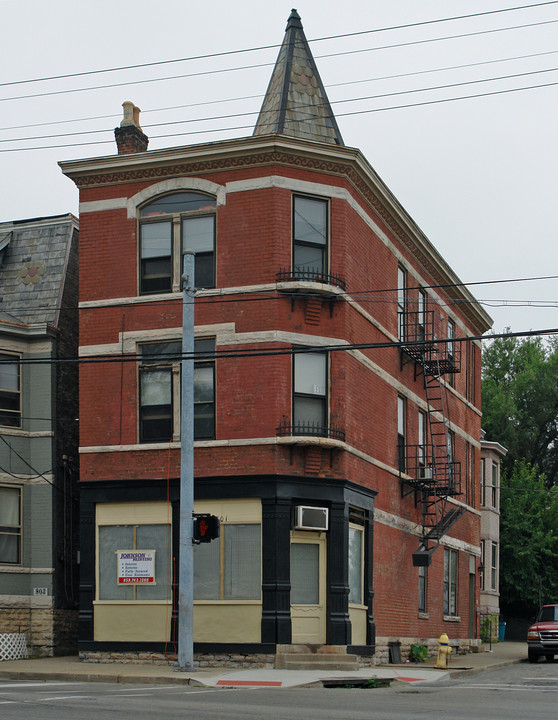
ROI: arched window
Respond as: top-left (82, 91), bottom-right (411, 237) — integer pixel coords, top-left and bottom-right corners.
top-left (139, 192), bottom-right (216, 294)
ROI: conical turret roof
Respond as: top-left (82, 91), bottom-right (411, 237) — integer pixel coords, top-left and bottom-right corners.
top-left (253, 9), bottom-right (344, 145)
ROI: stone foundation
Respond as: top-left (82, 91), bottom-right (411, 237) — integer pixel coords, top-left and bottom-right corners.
top-left (375, 636), bottom-right (482, 665)
top-left (80, 637), bottom-right (481, 668)
top-left (0, 605), bottom-right (77, 657)
top-left (80, 651), bottom-right (276, 668)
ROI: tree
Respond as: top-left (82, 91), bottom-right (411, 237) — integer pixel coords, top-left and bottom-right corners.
top-left (499, 461), bottom-right (558, 618)
top-left (482, 334), bottom-right (558, 487)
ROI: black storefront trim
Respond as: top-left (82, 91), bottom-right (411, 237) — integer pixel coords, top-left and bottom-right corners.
top-left (79, 473), bottom-right (376, 652)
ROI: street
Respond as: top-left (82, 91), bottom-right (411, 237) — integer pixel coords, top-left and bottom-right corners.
top-left (1, 661), bottom-right (558, 719)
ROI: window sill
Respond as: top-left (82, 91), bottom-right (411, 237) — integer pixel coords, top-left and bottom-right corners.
top-left (443, 615), bottom-right (461, 622)
top-left (418, 612), bottom-right (429, 620)
top-left (276, 279), bottom-right (345, 297)
top-left (276, 435), bottom-right (346, 449)
top-left (93, 600), bottom-right (172, 605)
top-left (193, 600), bottom-right (262, 605)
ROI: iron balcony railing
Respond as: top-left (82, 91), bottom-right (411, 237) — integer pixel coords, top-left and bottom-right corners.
top-left (399, 309), bottom-right (461, 375)
top-left (276, 419), bottom-right (346, 442)
top-left (276, 268), bottom-right (346, 291)
top-left (402, 444), bottom-right (462, 497)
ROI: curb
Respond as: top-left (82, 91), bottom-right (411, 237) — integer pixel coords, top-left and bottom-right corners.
top-left (0, 670), bottom-right (195, 686)
top-left (447, 657), bottom-right (524, 680)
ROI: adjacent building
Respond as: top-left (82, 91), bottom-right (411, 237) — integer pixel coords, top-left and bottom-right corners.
top-left (60, 11), bottom-right (492, 664)
top-left (0, 214), bottom-right (79, 656)
top-left (479, 432), bottom-right (507, 626)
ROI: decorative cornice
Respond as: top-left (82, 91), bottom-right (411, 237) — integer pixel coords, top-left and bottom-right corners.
top-left (60, 135), bottom-right (491, 332)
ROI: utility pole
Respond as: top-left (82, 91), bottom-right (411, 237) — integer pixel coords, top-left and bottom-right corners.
top-left (177, 250), bottom-right (195, 670)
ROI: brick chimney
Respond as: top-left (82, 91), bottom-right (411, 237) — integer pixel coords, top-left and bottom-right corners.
top-left (114, 101), bottom-right (149, 154)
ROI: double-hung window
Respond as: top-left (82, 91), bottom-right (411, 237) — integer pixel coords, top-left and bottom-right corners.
top-left (447, 317), bottom-right (456, 386)
top-left (447, 318), bottom-right (455, 361)
top-left (397, 396), bottom-right (406, 472)
top-left (491, 461), bottom-right (499, 509)
top-left (397, 266), bottom-right (406, 340)
top-left (98, 523), bottom-right (171, 601)
top-left (0, 486), bottom-right (21, 564)
top-left (444, 548), bottom-right (458, 616)
top-left (348, 525), bottom-right (364, 605)
top-left (194, 523), bottom-right (261, 600)
top-left (293, 350), bottom-right (327, 435)
top-left (418, 410), bottom-right (427, 474)
top-left (0, 353), bottom-right (21, 428)
top-left (480, 539), bottom-right (486, 590)
top-left (490, 542), bottom-right (498, 591)
top-left (139, 192), bottom-right (216, 294)
top-left (139, 338), bottom-right (215, 443)
top-left (418, 565), bottom-right (427, 613)
top-left (417, 288), bottom-right (426, 343)
top-left (293, 195), bottom-right (328, 281)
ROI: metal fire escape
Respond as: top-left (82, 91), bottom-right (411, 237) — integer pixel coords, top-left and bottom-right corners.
top-left (399, 309), bottom-right (464, 567)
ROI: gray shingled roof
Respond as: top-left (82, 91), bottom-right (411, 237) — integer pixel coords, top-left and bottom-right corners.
top-left (0, 215), bottom-right (76, 327)
top-left (253, 9), bottom-right (344, 146)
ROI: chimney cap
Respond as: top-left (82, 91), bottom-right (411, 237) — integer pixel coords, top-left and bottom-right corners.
top-left (120, 101), bottom-right (142, 131)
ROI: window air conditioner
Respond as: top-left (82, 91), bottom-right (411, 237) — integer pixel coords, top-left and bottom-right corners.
top-left (295, 506), bottom-right (329, 531)
top-left (419, 466), bottom-right (433, 480)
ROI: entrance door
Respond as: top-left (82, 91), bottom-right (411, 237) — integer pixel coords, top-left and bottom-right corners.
top-left (290, 533), bottom-right (326, 644)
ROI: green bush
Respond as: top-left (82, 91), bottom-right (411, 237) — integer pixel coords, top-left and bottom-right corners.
top-left (409, 644), bottom-right (429, 663)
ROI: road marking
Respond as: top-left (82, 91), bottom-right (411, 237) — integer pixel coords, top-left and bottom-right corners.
top-left (0, 682), bottom-right (75, 689)
top-left (216, 680), bottom-right (282, 687)
top-left (36, 696), bottom-right (95, 701)
top-left (452, 684), bottom-right (558, 692)
top-left (111, 686), bottom-right (179, 692)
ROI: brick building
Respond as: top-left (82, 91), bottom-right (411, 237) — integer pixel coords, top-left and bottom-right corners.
top-left (0, 214), bottom-right (79, 657)
top-left (60, 11), bottom-right (491, 664)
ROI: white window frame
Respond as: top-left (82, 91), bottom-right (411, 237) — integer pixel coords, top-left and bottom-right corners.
top-left (0, 485), bottom-right (22, 565)
top-left (0, 352), bottom-right (21, 428)
top-left (348, 524), bottom-right (364, 606)
top-left (292, 194), bottom-right (329, 280)
top-left (397, 396), bottom-right (406, 472)
top-left (194, 523), bottom-right (262, 601)
top-left (138, 338), bottom-right (215, 443)
top-left (139, 191), bottom-right (217, 294)
top-left (418, 564), bottom-right (427, 613)
top-left (490, 541), bottom-right (498, 592)
top-left (397, 266), bottom-right (406, 341)
top-left (444, 548), bottom-right (458, 616)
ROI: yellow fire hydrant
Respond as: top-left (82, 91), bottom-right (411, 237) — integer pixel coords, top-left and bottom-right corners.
top-left (434, 633), bottom-right (452, 669)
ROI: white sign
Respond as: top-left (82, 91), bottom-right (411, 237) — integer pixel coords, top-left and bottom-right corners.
top-left (117, 550), bottom-right (156, 585)
top-left (33, 587), bottom-right (48, 596)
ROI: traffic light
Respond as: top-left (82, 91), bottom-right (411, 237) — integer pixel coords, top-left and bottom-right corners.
top-left (193, 513), bottom-right (220, 544)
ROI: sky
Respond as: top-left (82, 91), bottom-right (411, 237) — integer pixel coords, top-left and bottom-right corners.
top-left (1, 0), bottom-right (557, 335)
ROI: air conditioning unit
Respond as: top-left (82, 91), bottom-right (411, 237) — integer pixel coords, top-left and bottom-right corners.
top-left (419, 466), bottom-right (433, 480)
top-left (295, 506), bottom-right (329, 531)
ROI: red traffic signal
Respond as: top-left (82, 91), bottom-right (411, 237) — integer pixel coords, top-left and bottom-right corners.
top-left (193, 514), bottom-right (220, 543)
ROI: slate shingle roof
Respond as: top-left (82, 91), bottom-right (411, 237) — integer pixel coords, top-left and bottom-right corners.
top-left (253, 9), bottom-right (344, 146)
top-left (0, 214), bottom-right (77, 327)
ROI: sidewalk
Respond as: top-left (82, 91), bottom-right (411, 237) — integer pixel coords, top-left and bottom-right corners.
top-left (0, 642), bottom-right (526, 689)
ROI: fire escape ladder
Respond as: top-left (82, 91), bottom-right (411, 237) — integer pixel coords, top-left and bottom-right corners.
top-left (399, 312), bottom-right (464, 567)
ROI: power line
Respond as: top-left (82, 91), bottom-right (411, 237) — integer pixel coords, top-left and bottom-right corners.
top-left (4, 48), bottom-right (556, 135)
top-left (1, 272), bottom-right (557, 316)
top-left (2, 17), bottom-right (557, 105)
top-left (0, 275), bottom-right (558, 321)
top-left (4, 64), bottom-right (558, 146)
top-left (2, 77), bottom-right (556, 154)
top-left (2, 2), bottom-right (556, 89)
top-left (2, 327), bottom-right (557, 367)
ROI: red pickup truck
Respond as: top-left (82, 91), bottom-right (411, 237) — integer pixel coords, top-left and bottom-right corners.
top-left (527, 605), bottom-right (558, 662)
